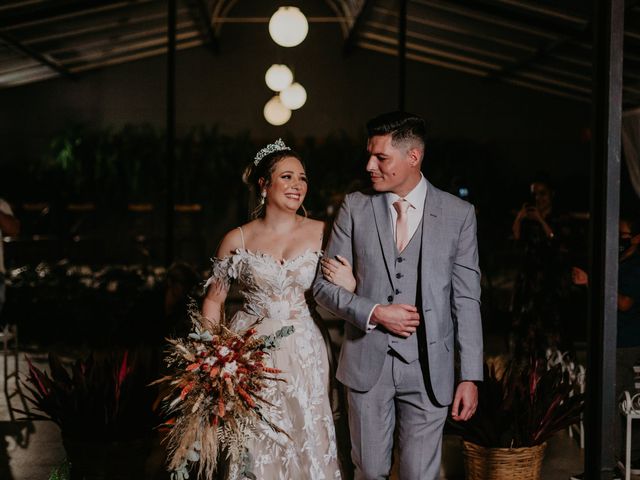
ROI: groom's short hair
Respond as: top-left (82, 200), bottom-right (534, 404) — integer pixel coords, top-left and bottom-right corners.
top-left (366, 111), bottom-right (426, 153)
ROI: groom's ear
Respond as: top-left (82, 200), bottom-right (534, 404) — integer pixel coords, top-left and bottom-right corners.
top-left (407, 148), bottom-right (421, 167)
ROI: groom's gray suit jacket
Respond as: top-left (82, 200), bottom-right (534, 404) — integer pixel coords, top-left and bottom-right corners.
top-left (313, 182), bottom-right (483, 406)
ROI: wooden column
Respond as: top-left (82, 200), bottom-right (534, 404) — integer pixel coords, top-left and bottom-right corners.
top-left (585, 0), bottom-right (624, 477)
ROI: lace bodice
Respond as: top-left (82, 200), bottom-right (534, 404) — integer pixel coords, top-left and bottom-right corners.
top-left (206, 248), bottom-right (322, 324)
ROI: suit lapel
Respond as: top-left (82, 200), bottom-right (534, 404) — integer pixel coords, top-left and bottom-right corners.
top-left (371, 194), bottom-right (397, 291)
top-left (421, 182), bottom-right (443, 290)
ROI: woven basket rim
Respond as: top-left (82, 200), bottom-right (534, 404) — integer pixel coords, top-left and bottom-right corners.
top-left (463, 440), bottom-right (546, 480)
top-left (462, 440), bottom-right (547, 453)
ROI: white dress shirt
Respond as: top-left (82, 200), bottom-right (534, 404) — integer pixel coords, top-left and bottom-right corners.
top-left (366, 174), bottom-right (428, 330)
top-left (386, 174), bottom-right (428, 245)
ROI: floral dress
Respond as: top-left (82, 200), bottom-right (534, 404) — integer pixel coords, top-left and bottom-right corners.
top-left (206, 246), bottom-right (341, 480)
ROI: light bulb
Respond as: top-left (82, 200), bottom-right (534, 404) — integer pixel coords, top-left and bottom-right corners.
top-left (265, 64), bottom-right (293, 92)
top-left (264, 96), bottom-right (292, 126)
top-left (268, 7), bottom-right (308, 48)
top-left (280, 82), bottom-right (307, 110)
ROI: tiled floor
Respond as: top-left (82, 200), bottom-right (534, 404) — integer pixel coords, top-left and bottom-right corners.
top-left (1, 422), bottom-right (586, 479)
top-left (0, 344), bottom-right (617, 480)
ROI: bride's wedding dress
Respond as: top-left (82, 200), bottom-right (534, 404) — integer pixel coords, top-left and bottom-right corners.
top-left (207, 233), bottom-right (341, 479)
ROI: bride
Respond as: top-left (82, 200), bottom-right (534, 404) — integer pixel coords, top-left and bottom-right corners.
top-left (202, 140), bottom-right (353, 479)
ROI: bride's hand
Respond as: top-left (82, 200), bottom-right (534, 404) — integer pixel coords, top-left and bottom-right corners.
top-left (321, 255), bottom-right (356, 293)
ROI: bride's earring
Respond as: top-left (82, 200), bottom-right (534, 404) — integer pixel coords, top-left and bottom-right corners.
top-left (260, 190), bottom-right (267, 206)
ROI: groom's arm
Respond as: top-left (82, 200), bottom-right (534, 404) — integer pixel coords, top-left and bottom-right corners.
top-left (313, 195), bottom-right (377, 332)
top-left (451, 204), bottom-right (484, 382)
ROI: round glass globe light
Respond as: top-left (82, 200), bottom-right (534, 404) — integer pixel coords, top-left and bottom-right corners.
top-left (264, 96), bottom-right (292, 126)
top-left (268, 7), bottom-right (309, 48)
top-left (265, 64), bottom-right (293, 92)
top-left (280, 82), bottom-right (307, 110)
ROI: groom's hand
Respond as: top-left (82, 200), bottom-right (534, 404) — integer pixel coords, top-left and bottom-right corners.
top-left (451, 381), bottom-right (478, 422)
top-left (370, 304), bottom-right (420, 337)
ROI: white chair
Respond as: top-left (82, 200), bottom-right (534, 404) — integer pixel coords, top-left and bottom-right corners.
top-left (568, 365), bottom-right (586, 449)
top-left (619, 390), bottom-right (640, 480)
top-left (546, 349), bottom-right (585, 449)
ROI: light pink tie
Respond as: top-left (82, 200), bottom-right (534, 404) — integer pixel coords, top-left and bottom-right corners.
top-left (393, 199), bottom-right (411, 252)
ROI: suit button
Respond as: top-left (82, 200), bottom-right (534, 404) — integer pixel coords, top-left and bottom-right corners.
top-left (395, 289), bottom-right (401, 295)
top-left (396, 273), bottom-right (403, 279)
top-left (397, 257), bottom-right (404, 263)
top-left (387, 295), bottom-right (393, 302)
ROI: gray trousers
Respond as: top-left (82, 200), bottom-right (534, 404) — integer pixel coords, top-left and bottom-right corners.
top-left (347, 351), bottom-right (448, 480)
top-left (616, 346), bottom-right (640, 462)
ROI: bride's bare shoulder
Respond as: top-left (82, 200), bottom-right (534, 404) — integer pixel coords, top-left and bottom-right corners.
top-left (216, 227), bottom-right (243, 258)
top-left (216, 220), bottom-right (262, 257)
top-left (302, 217), bottom-right (326, 244)
top-left (304, 217), bottom-right (325, 232)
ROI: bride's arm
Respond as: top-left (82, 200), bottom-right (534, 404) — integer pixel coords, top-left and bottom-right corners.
top-left (201, 228), bottom-right (242, 329)
top-left (202, 281), bottom-right (228, 329)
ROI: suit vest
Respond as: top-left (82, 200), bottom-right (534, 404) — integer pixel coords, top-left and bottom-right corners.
top-left (387, 218), bottom-right (423, 363)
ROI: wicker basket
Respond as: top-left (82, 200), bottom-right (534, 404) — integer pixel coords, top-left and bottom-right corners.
top-left (462, 440), bottom-right (547, 480)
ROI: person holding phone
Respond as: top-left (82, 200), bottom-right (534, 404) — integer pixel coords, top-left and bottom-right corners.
top-left (512, 180), bottom-right (555, 241)
top-left (509, 178), bottom-right (574, 356)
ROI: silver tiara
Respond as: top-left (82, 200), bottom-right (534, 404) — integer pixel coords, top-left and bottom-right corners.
top-left (254, 138), bottom-right (291, 166)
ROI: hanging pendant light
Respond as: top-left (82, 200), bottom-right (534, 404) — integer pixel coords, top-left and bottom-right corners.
top-left (280, 82), bottom-right (307, 110)
top-left (265, 64), bottom-right (293, 92)
top-left (264, 96), bottom-right (292, 125)
top-left (268, 7), bottom-right (308, 48)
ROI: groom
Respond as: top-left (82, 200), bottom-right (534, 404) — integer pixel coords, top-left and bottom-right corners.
top-left (313, 111), bottom-right (483, 479)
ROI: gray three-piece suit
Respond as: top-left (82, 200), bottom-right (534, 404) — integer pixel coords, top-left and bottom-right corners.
top-left (313, 181), bottom-right (483, 480)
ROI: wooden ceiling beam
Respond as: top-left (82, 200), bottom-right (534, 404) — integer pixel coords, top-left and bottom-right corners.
top-left (0, 0), bottom-right (149, 31)
top-left (0, 29), bottom-right (75, 79)
top-left (185, 0), bottom-right (219, 53)
top-left (344, 0), bottom-right (375, 55)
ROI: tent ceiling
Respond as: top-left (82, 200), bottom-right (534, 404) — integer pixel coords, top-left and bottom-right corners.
top-left (358, 0), bottom-right (640, 106)
top-left (0, 0), bottom-right (638, 107)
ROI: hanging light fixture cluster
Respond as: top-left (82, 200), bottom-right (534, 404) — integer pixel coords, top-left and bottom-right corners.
top-left (263, 6), bottom-right (308, 126)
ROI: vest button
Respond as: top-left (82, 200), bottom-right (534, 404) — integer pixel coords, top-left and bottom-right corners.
top-left (387, 295), bottom-right (393, 302)
top-left (396, 273), bottom-right (403, 279)
top-left (397, 257), bottom-right (404, 263)
top-left (395, 289), bottom-right (401, 295)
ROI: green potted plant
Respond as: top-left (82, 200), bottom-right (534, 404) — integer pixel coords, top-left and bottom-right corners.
top-left (449, 356), bottom-right (584, 480)
top-left (21, 350), bottom-right (159, 480)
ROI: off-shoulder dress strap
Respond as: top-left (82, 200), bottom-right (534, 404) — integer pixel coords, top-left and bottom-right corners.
top-left (237, 226), bottom-right (246, 249)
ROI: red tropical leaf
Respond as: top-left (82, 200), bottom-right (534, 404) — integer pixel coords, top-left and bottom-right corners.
top-left (25, 356), bottom-right (49, 396)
